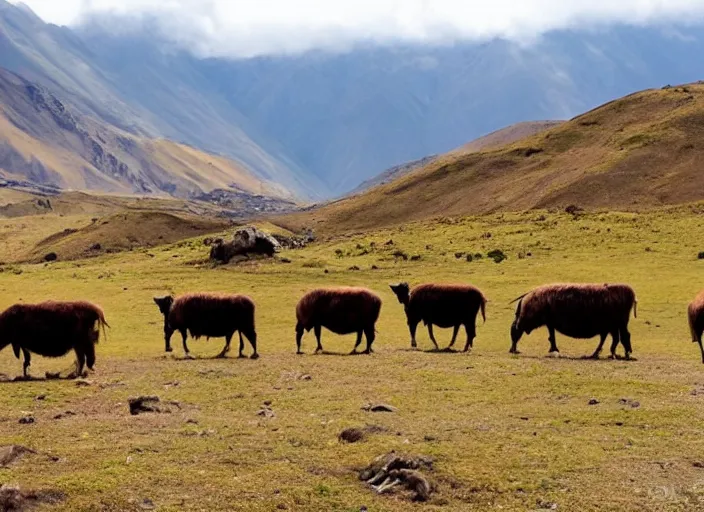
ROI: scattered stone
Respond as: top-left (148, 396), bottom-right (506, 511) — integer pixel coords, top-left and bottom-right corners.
top-left (300, 374), bottom-right (313, 381)
top-left (410, 255), bottom-right (421, 261)
top-left (0, 484), bottom-right (65, 511)
top-left (360, 452), bottom-right (434, 502)
top-left (35, 394), bottom-right (47, 401)
top-left (454, 252), bottom-right (465, 259)
top-left (140, 498), bottom-right (156, 510)
top-left (129, 396), bottom-right (172, 415)
top-left (423, 436), bottom-right (437, 442)
top-left (619, 398), bottom-right (641, 408)
top-left (258, 402), bottom-right (275, 418)
top-left (75, 379), bottom-right (92, 387)
top-left (53, 411), bottom-right (76, 420)
top-left (588, 399), bottom-right (600, 406)
top-left (90, 243), bottom-right (102, 251)
top-left (0, 445), bottom-right (36, 467)
top-left (19, 416), bottom-right (35, 425)
top-left (537, 499), bottom-right (559, 510)
top-left (362, 403), bottom-right (397, 413)
top-left (371, 265), bottom-right (379, 270)
top-left (43, 252), bottom-right (58, 262)
top-left (693, 461), bottom-right (704, 469)
top-left (348, 266), bottom-right (361, 271)
top-left (186, 419), bottom-right (199, 425)
top-left (385, 240), bottom-right (394, 246)
top-left (279, 258), bottom-right (292, 264)
top-left (263, 400), bottom-right (273, 407)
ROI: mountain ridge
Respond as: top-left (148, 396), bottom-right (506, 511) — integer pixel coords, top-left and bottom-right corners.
top-left (278, 83), bottom-right (704, 234)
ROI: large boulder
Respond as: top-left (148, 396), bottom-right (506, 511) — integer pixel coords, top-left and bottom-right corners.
top-left (210, 227), bottom-right (281, 263)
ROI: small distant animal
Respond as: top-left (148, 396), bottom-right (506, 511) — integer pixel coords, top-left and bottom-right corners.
top-left (295, 287), bottom-right (382, 354)
top-left (0, 301), bottom-right (109, 378)
top-left (688, 290), bottom-right (704, 363)
top-left (510, 283), bottom-right (637, 359)
top-left (389, 282), bottom-right (486, 351)
top-left (153, 293), bottom-right (258, 359)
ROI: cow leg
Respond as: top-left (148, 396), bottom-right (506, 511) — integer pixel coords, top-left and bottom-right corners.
top-left (216, 333), bottom-right (232, 359)
top-left (295, 322), bottom-right (305, 355)
top-left (427, 324), bottom-right (439, 350)
top-left (85, 341), bottom-right (96, 371)
top-left (619, 326), bottom-right (632, 360)
top-left (547, 325), bottom-right (559, 353)
top-left (463, 323), bottom-right (476, 352)
top-left (243, 328), bottom-right (259, 359)
top-left (408, 320), bottom-right (419, 349)
top-left (697, 331), bottom-right (704, 364)
top-left (363, 325), bottom-right (376, 354)
top-left (21, 348), bottom-right (31, 379)
top-left (164, 326), bottom-right (174, 353)
top-left (590, 333), bottom-right (608, 359)
top-left (314, 325), bottom-right (323, 354)
top-left (351, 330), bottom-right (363, 354)
top-left (72, 348), bottom-right (86, 379)
top-left (180, 329), bottom-right (194, 359)
top-left (448, 325), bottom-right (460, 349)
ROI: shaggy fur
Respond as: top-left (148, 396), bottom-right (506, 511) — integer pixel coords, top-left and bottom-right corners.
top-left (688, 290), bottom-right (704, 363)
top-left (510, 283), bottom-right (637, 359)
top-left (295, 287), bottom-right (382, 354)
top-left (390, 283), bottom-right (486, 351)
top-left (153, 293), bottom-right (258, 359)
top-left (0, 301), bottom-right (109, 378)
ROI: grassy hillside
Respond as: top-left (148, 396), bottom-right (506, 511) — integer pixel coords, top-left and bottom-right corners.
top-left (1, 205), bottom-right (704, 510)
top-left (282, 84), bottom-right (704, 235)
top-left (0, 67), bottom-right (293, 202)
top-left (452, 120), bottom-right (565, 154)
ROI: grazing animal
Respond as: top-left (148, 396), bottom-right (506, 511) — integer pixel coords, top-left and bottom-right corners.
top-left (295, 287), bottom-right (382, 354)
top-left (688, 290), bottom-right (704, 363)
top-left (390, 282), bottom-right (486, 351)
top-left (153, 293), bottom-right (258, 359)
top-left (510, 283), bottom-right (637, 359)
top-left (0, 301), bottom-right (109, 378)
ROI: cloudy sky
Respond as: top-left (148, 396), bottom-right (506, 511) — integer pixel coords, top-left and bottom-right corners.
top-left (13, 0), bottom-right (704, 57)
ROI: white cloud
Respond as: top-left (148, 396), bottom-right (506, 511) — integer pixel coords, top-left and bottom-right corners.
top-left (13, 0), bottom-right (704, 57)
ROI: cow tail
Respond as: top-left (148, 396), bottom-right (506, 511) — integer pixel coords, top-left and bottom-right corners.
top-left (633, 297), bottom-right (638, 319)
top-left (98, 309), bottom-right (110, 343)
top-left (480, 296), bottom-right (487, 324)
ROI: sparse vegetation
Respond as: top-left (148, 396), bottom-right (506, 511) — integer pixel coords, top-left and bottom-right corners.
top-left (2, 202), bottom-right (704, 510)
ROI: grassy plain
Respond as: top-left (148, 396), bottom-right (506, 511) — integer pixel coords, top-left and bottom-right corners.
top-left (2, 206), bottom-right (704, 511)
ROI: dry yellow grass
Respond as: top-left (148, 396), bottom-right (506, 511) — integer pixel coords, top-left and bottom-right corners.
top-left (1, 205), bottom-right (704, 510)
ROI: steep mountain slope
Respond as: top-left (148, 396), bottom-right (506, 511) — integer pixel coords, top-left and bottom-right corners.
top-left (0, 67), bottom-right (294, 205)
top-left (352, 121), bottom-right (563, 194)
top-left (280, 84), bottom-right (704, 234)
top-left (0, 0), bottom-right (322, 198)
top-left (5, 1), bottom-right (704, 196)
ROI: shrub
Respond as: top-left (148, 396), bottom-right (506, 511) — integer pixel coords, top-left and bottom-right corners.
top-left (698, 252), bottom-right (704, 260)
top-left (487, 250), bottom-right (507, 264)
top-left (392, 250), bottom-right (409, 261)
top-left (466, 254), bottom-right (473, 262)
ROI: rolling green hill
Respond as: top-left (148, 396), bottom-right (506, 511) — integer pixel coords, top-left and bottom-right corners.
top-left (281, 84), bottom-right (704, 235)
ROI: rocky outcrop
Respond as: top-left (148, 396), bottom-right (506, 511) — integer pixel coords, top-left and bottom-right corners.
top-left (209, 227), bottom-right (281, 264)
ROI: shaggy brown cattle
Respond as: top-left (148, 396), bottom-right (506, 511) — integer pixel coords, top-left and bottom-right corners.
top-left (510, 283), bottom-right (637, 359)
top-left (390, 283), bottom-right (486, 351)
top-left (295, 287), bottom-right (382, 354)
top-left (688, 290), bottom-right (704, 363)
top-left (153, 293), bottom-right (258, 359)
top-left (0, 301), bottom-right (109, 378)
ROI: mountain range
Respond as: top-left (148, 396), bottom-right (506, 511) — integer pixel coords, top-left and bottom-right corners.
top-left (2, 0), bottom-right (704, 201)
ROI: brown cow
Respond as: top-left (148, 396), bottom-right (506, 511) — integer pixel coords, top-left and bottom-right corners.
top-left (0, 301), bottom-right (109, 378)
top-left (295, 287), bottom-right (382, 354)
top-left (688, 290), bottom-right (704, 363)
top-left (154, 293), bottom-right (258, 359)
top-left (510, 283), bottom-right (637, 359)
top-left (390, 283), bottom-right (486, 351)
